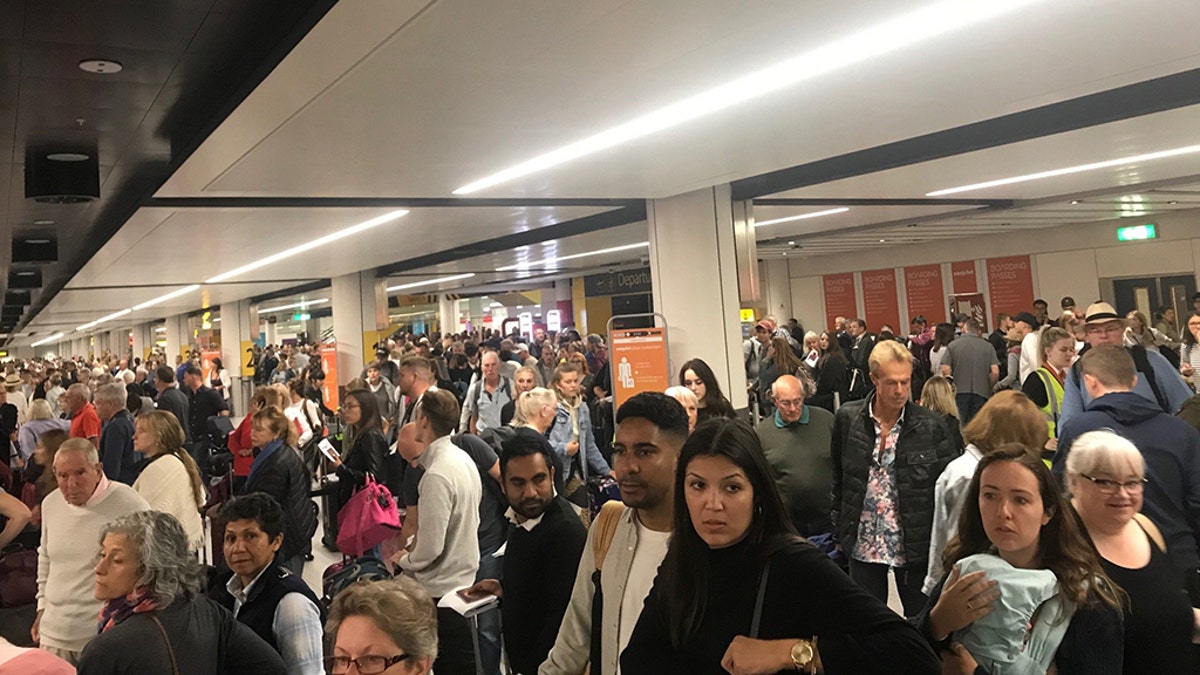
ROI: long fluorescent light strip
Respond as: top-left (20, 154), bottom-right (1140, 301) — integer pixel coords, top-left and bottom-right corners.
top-left (387, 273), bottom-right (476, 292)
top-left (31, 332), bottom-right (65, 348)
top-left (132, 284), bottom-right (202, 311)
top-left (927, 144), bottom-right (1200, 196)
top-left (755, 207), bottom-right (849, 227)
top-left (453, 0), bottom-right (1043, 194)
top-left (206, 210), bottom-right (409, 283)
top-left (496, 242), bottom-right (649, 272)
top-left (77, 308), bottom-right (132, 332)
top-left (258, 298), bottom-right (330, 314)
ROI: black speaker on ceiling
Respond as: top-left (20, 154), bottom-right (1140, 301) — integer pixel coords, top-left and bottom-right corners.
top-left (12, 237), bottom-right (58, 265)
top-left (8, 270), bottom-right (42, 289)
top-left (4, 291), bottom-right (30, 306)
top-left (24, 148), bottom-right (100, 204)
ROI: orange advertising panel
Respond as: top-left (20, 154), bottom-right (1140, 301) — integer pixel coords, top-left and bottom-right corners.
top-left (320, 344), bottom-right (339, 410)
top-left (200, 349), bottom-right (220, 386)
top-left (986, 255), bottom-right (1035, 317)
top-left (861, 268), bottom-right (900, 334)
top-left (822, 273), bottom-right (857, 331)
top-left (904, 264), bottom-right (945, 324)
top-left (951, 260), bottom-right (978, 294)
top-left (610, 327), bottom-right (670, 412)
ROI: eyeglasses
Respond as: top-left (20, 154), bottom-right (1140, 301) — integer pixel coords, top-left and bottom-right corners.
top-left (774, 398), bottom-right (804, 409)
top-left (1079, 474), bottom-right (1146, 494)
top-left (1085, 324), bottom-right (1123, 336)
top-left (325, 654), bottom-right (410, 674)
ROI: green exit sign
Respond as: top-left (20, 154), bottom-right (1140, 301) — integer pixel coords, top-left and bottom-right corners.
top-left (1117, 224), bottom-right (1157, 241)
top-left (293, 312), bottom-right (311, 321)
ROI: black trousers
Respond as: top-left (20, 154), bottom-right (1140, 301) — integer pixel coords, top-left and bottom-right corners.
top-left (433, 605), bottom-right (477, 675)
top-left (848, 559), bottom-right (928, 618)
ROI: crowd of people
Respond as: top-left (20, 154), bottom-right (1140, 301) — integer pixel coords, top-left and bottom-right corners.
top-left (0, 300), bottom-right (1196, 674)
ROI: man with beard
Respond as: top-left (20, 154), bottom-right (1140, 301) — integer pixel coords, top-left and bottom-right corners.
top-left (464, 428), bottom-right (585, 675)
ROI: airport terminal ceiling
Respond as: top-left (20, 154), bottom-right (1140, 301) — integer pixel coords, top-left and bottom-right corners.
top-left (6, 0), bottom-right (1200, 346)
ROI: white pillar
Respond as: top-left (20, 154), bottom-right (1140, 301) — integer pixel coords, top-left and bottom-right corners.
top-left (332, 271), bottom-right (388, 387)
top-left (131, 323), bottom-right (152, 363)
top-left (165, 315), bottom-right (185, 365)
top-left (761, 258), bottom-right (794, 323)
top-left (220, 300), bottom-right (251, 415)
top-left (647, 185), bottom-right (756, 410)
top-left (438, 295), bottom-right (457, 336)
top-left (264, 320), bottom-right (278, 346)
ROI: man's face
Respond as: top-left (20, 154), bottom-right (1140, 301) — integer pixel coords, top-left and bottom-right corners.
top-left (754, 326), bottom-right (770, 345)
top-left (481, 353), bottom-right (500, 380)
top-left (367, 367), bottom-right (380, 385)
top-left (223, 519), bottom-right (282, 582)
top-left (612, 417), bottom-right (679, 512)
top-left (184, 373), bottom-right (202, 391)
top-left (1000, 316), bottom-right (1014, 331)
top-left (773, 382), bottom-right (805, 424)
top-left (94, 397), bottom-right (118, 421)
top-left (1033, 302), bottom-right (1048, 319)
top-left (397, 367), bottom-right (417, 396)
top-left (514, 370), bottom-right (536, 395)
top-left (848, 321), bottom-right (864, 337)
top-left (534, 329), bottom-right (546, 343)
top-left (870, 359), bottom-right (912, 412)
top-left (1085, 319), bottom-right (1125, 348)
top-left (55, 451), bottom-right (103, 506)
top-left (503, 452), bottom-right (555, 520)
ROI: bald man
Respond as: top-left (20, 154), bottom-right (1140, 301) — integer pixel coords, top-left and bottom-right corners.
top-left (753, 375), bottom-right (836, 538)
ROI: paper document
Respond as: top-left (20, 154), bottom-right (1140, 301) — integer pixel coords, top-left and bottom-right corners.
top-left (318, 438), bottom-right (340, 463)
top-left (438, 586), bottom-right (499, 617)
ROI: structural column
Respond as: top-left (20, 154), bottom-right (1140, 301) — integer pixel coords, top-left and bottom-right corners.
top-left (647, 184), bottom-right (759, 411)
top-left (131, 323), bottom-right (153, 363)
top-left (220, 300), bottom-right (252, 415)
top-left (438, 295), bottom-right (457, 336)
top-left (164, 315), bottom-right (185, 366)
top-left (332, 270), bottom-right (388, 387)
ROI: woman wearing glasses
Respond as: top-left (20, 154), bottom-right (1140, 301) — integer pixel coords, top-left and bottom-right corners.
top-left (325, 577), bottom-right (437, 675)
top-left (1066, 430), bottom-right (1199, 674)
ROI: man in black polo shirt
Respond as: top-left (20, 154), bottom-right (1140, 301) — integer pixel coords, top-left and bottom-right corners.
top-left (210, 493), bottom-right (324, 675)
top-left (464, 428), bottom-right (586, 675)
top-left (183, 364), bottom-right (228, 476)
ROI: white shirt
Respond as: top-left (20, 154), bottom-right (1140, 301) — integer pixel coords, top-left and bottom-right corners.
top-left (1018, 328), bottom-right (1043, 383)
top-left (616, 517), bottom-right (671, 675)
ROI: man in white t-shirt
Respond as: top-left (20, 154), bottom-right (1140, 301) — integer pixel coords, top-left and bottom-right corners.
top-left (539, 392), bottom-right (690, 675)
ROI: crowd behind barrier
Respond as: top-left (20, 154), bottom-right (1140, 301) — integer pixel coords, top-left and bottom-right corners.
top-left (1, 298), bottom-right (1199, 674)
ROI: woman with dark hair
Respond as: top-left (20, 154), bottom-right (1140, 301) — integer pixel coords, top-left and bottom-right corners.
top-left (915, 444), bottom-right (1125, 675)
top-left (928, 323), bottom-right (956, 380)
top-left (622, 417), bottom-right (939, 674)
top-left (328, 389), bottom-right (388, 518)
top-left (810, 331), bottom-right (848, 413)
top-left (679, 359), bottom-right (736, 425)
top-left (756, 337), bottom-right (805, 419)
top-left (1180, 312), bottom-right (1200, 391)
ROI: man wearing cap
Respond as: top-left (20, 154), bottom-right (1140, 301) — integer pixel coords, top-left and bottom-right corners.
top-left (1060, 296), bottom-right (1078, 322)
top-left (1058, 301), bottom-right (1192, 431)
top-left (744, 321), bottom-right (772, 396)
top-left (1013, 312), bottom-right (1042, 383)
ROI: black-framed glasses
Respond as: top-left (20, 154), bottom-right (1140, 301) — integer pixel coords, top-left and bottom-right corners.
top-left (1080, 473), bottom-right (1147, 494)
top-left (325, 654), bottom-right (411, 674)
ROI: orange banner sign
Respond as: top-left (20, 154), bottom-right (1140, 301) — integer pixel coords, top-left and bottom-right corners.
top-left (861, 268), bottom-right (900, 334)
top-left (610, 327), bottom-right (670, 412)
top-left (951, 260), bottom-right (978, 294)
top-left (986, 255), bottom-right (1035, 317)
top-left (822, 273), bottom-right (857, 331)
top-left (904, 264), bottom-right (945, 325)
top-left (320, 343), bottom-right (339, 410)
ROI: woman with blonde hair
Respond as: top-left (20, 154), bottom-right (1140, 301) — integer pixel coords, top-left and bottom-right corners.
top-left (1021, 326), bottom-right (1076, 455)
top-left (919, 375), bottom-right (964, 453)
top-left (922, 390), bottom-right (1048, 594)
top-left (131, 411), bottom-right (206, 552)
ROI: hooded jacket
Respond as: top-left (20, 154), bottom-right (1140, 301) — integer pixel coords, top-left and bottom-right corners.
top-left (1055, 391), bottom-right (1200, 571)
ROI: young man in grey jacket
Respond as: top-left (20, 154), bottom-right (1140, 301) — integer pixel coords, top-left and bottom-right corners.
top-left (539, 392), bottom-right (689, 675)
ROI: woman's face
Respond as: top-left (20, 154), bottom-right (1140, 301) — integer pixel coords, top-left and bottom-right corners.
top-left (805, 336), bottom-right (819, 352)
top-left (819, 333), bottom-right (830, 350)
top-left (1127, 313), bottom-right (1144, 332)
top-left (1070, 462), bottom-right (1143, 532)
top-left (333, 614), bottom-right (430, 675)
top-left (1189, 314), bottom-right (1200, 339)
top-left (1045, 337), bottom-right (1076, 371)
top-left (132, 421), bottom-right (159, 455)
top-left (94, 533), bottom-right (141, 601)
top-left (556, 372), bottom-right (580, 399)
top-left (1164, 308), bottom-right (1176, 323)
top-left (250, 421), bottom-right (276, 449)
top-left (685, 454), bottom-right (754, 549)
top-left (672, 394), bottom-right (698, 433)
top-left (682, 369), bottom-right (707, 404)
top-left (978, 461), bottom-right (1051, 567)
top-left (342, 397), bottom-right (362, 426)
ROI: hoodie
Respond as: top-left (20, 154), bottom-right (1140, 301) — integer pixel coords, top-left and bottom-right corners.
top-left (1055, 391), bottom-right (1200, 571)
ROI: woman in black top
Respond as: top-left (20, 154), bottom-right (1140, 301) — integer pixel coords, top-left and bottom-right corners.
top-left (679, 359), bottom-right (736, 425)
top-left (621, 417), bottom-right (939, 674)
top-left (328, 390), bottom-right (388, 515)
top-left (809, 331), bottom-right (848, 413)
top-left (1065, 430), bottom-right (1199, 674)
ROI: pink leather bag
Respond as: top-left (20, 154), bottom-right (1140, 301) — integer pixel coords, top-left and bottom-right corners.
top-left (336, 475), bottom-right (401, 557)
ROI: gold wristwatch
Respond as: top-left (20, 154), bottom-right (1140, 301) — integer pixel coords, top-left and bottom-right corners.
top-left (790, 639), bottom-right (815, 671)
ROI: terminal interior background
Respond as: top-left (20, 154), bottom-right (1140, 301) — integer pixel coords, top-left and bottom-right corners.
top-left (2, 0), bottom-right (1200, 414)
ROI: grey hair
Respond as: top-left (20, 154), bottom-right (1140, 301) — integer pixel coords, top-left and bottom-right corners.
top-left (57, 437), bottom-right (100, 465)
top-left (94, 382), bottom-right (127, 408)
top-left (1065, 430), bottom-right (1144, 481)
top-left (327, 577), bottom-right (438, 662)
top-left (99, 511), bottom-right (203, 607)
top-left (67, 382), bottom-right (92, 402)
top-left (664, 385), bottom-right (698, 406)
top-left (28, 398), bottom-right (53, 421)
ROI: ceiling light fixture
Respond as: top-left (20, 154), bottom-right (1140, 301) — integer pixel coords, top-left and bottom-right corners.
top-left (496, 242), bottom-right (649, 272)
top-left (31, 332), bottom-right (65, 348)
top-left (387, 273), bottom-right (476, 292)
top-left (131, 284), bottom-right (202, 312)
top-left (76, 308), bottom-right (131, 332)
top-left (257, 298), bottom-right (331, 314)
top-left (755, 208), bottom-right (849, 227)
top-left (205, 210), bottom-right (408, 283)
top-left (452, 0), bottom-right (1041, 194)
top-left (46, 152), bottom-right (90, 162)
top-left (927, 143), bottom-right (1200, 196)
top-left (79, 59), bottom-right (123, 74)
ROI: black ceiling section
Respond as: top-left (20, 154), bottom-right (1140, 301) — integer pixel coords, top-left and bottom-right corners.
top-left (374, 204), bottom-right (648, 277)
top-left (3, 0), bottom-right (339, 340)
top-left (731, 67), bottom-right (1200, 201)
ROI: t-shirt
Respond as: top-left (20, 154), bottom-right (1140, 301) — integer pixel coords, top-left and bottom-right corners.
top-left (69, 402), bottom-right (101, 441)
top-left (617, 517), bottom-right (671, 675)
top-left (942, 334), bottom-right (999, 397)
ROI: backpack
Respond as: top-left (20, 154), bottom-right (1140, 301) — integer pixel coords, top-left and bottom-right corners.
top-left (472, 376), bottom-right (513, 414)
top-left (1070, 345), bottom-right (1169, 412)
top-left (321, 555), bottom-right (392, 606)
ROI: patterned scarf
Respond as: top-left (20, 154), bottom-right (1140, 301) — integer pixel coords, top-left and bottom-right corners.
top-left (98, 586), bottom-right (159, 633)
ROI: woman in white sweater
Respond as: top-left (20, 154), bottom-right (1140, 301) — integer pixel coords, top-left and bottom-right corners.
top-left (130, 411), bottom-right (205, 552)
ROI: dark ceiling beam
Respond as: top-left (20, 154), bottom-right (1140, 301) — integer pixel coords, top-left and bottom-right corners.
top-left (145, 197), bottom-right (643, 209)
top-left (753, 198), bottom-right (1013, 207)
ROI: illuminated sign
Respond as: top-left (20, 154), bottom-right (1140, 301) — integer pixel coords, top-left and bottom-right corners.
top-left (1116, 224), bottom-right (1157, 242)
top-left (739, 308), bottom-right (755, 323)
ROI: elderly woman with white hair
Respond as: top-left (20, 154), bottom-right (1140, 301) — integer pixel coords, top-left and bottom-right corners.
top-left (77, 510), bottom-right (285, 674)
top-left (16, 398), bottom-right (69, 468)
top-left (1066, 430), bottom-right (1200, 673)
top-left (326, 577), bottom-right (438, 675)
top-left (663, 385), bottom-right (698, 434)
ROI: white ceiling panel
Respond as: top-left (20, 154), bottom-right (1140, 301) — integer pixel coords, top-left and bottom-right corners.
top-left (752, 204), bottom-right (971, 239)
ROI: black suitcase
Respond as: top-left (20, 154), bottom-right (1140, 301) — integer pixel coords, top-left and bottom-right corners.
top-left (316, 473), bottom-right (340, 552)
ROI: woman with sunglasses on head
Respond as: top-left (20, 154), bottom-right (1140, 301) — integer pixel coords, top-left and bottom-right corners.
top-left (621, 417), bottom-right (939, 674)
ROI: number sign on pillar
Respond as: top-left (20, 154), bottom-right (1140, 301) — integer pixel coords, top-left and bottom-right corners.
top-left (861, 269), bottom-right (900, 333)
top-left (986, 255), bottom-right (1035, 316)
top-left (822, 273), bottom-right (857, 330)
top-left (904, 264), bottom-right (945, 324)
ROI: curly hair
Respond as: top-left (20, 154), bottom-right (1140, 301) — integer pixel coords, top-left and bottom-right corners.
top-left (99, 511), bottom-right (203, 608)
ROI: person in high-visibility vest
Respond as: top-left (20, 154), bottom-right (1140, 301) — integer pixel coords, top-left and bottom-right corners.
top-left (1020, 327), bottom-right (1075, 465)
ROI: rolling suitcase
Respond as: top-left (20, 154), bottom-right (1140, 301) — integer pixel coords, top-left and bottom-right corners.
top-left (317, 472), bottom-right (341, 552)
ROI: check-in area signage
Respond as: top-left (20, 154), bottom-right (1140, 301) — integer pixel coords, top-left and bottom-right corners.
top-left (610, 326), bottom-right (670, 411)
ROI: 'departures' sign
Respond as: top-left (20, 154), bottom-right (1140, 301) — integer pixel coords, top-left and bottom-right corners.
top-left (584, 268), bottom-right (652, 297)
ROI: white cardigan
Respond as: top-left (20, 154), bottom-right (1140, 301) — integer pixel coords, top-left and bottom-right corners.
top-left (133, 453), bottom-right (205, 552)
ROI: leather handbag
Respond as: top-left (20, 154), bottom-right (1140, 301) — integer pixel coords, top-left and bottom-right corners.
top-left (0, 544), bottom-right (38, 607)
top-left (336, 474), bottom-right (401, 557)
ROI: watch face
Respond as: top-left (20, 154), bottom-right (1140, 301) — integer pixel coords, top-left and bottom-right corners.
top-left (791, 641), bottom-right (814, 665)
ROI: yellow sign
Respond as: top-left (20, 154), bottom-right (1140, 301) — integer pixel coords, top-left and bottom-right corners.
top-left (740, 308), bottom-right (756, 322)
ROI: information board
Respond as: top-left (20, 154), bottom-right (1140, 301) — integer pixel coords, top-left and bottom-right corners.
top-left (904, 264), bottom-right (945, 324)
top-left (951, 260), bottom-right (978, 294)
top-left (986, 255), bottom-right (1035, 317)
top-left (609, 326), bottom-right (670, 412)
top-left (861, 269), bottom-right (900, 333)
top-left (822, 273), bottom-right (857, 330)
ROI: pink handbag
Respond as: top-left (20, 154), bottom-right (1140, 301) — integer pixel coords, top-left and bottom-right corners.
top-left (336, 475), bottom-right (401, 557)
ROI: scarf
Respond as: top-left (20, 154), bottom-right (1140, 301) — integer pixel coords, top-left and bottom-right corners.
top-left (98, 586), bottom-right (159, 633)
top-left (248, 439), bottom-right (284, 483)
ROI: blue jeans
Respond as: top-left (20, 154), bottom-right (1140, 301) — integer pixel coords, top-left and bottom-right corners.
top-left (475, 544), bottom-right (503, 675)
top-left (956, 392), bottom-right (987, 427)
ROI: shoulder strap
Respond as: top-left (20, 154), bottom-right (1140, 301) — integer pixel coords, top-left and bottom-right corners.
top-left (591, 501), bottom-right (625, 571)
top-left (1132, 512), bottom-right (1167, 552)
top-left (749, 557), bottom-right (772, 639)
top-left (1129, 346), bottom-right (1170, 413)
top-left (149, 614), bottom-right (181, 675)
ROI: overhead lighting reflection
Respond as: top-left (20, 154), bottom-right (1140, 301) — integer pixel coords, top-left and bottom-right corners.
top-left (387, 273), bottom-right (476, 292)
top-left (257, 298), bottom-right (330, 314)
top-left (496, 242), bottom-right (649, 272)
top-left (755, 207), bottom-right (849, 227)
top-left (31, 332), bottom-right (65, 347)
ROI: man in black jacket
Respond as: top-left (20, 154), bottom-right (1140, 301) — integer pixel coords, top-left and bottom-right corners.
top-left (210, 494), bottom-right (324, 675)
top-left (846, 317), bottom-right (878, 400)
top-left (831, 339), bottom-right (958, 617)
top-left (465, 428), bottom-right (586, 675)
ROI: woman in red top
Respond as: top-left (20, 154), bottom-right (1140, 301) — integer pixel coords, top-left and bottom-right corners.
top-left (227, 386), bottom-right (291, 478)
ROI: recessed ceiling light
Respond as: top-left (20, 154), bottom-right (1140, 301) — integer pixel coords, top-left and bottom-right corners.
top-left (257, 298), bottom-right (330, 314)
top-left (25, 239), bottom-right (50, 244)
top-left (879, 238), bottom-right (887, 243)
top-left (16, 271), bottom-right (34, 276)
top-left (1070, 200), bottom-right (1082, 204)
top-left (32, 219), bottom-right (55, 226)
top-left (926, 143), bottom-right (1200, 196)
top-left (755, 208), bottom-right (850, 227)
top-left (31, 332), bottom-right (65, 348)
top-left (387, 273), bottom-right (476, 292)
top-left (46, 152), bottom-right (90, 162)
top-left (79, 59), bottom-right (123, 74)
top-left (452, 0), bottom-right (1044, 194)
top-left (787, 240), bottom-right (796, 245)
top-left (782, 252), bottom-right (788, 256)
top-left (1168, 200), bottom-right (1179, 205)
top-left (496, 242), bottom-right (649, 272)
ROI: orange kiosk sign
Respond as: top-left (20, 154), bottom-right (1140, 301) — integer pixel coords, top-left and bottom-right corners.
top-left (320, 343), bottom-right (339, 410)
top-left (608, 315), bottom-right (670, 415)
top-left (200, 349), bottom-right (220, 385)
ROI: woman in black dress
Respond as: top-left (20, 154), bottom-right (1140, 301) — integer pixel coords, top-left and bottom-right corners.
top-left (678, 359), bottom-right (736, 425)
top-left (621, 417), bottom-right (939, 674)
